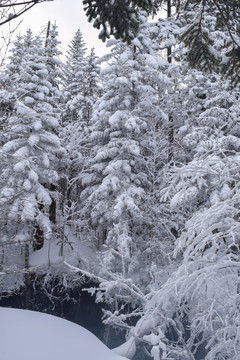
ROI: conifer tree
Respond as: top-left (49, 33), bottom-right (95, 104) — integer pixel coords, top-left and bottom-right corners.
top-left (4, 34), bottom-right (25, 82)
top-left (83, 48), bottom-right (101, 125)
top-left (63, 28), bottom-right (87, 108)
top-left (80, 14), bottom-right (172, 282)
top-left (0, 29), bottom-right (63, 276)
top-left (83, 0), bottom-right (153, 42)
top-left (60, 29), bottom-right (86, 231)
top-left (60, 32), bottom-right (101, 231)
top-left (44, 22), bottom-right (64, 109)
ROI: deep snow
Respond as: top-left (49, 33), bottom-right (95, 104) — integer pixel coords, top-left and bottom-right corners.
top-left (0, 307), bottom-right (128, 360)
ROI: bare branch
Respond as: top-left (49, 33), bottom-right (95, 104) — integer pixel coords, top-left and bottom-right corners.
top-left (0, 20), bottom-right (22, 67)
top-left (0, 0), bottom-right (53, 27)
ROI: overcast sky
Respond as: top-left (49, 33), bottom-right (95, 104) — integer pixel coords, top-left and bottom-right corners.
top-left (2, 0), bottom-right (108, 58)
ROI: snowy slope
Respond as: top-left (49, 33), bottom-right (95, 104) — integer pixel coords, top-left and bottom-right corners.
top-left (0, 307), bottom-right (128, 360)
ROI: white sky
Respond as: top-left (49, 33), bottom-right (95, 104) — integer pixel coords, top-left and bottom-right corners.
top-left (2, 0), bottom-right (108, 58)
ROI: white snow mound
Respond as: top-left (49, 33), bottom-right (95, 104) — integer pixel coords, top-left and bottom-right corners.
top-left (0, 307), bottom-right (128, 360)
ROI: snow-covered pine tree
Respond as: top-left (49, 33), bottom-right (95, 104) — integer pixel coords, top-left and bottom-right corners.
top-left (4, 34), bottom-right (25, 83)
top-left (61, 28), bottom-right (87, 206)
top-left (0, 29), bottom-right (63, 287)
top-left (63, 46), bottom-right (100, 134)
top-left (43, 22), bottom-right (65, 225)
top-left (60, 32), bottom-right (101, 233)
top-left (83, 47), bottom-right (101, 125)
top-left (63, 28), bottom-right (87, 115)
top-left (44, 22), bottom-right (64, 110)
top-left (80, 13), bottom-right (173, 290)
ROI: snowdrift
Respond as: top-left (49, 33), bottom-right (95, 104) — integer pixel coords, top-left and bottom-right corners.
top-left (0, 307), bottom-right (128, 360)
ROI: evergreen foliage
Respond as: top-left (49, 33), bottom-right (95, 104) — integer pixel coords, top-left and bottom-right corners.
top-left (155, 75), bottom-right (240, 359)
top-left (79, 14), bottom-right (174, 289)
top-left (60, 30), bottom-right (101, 235)
top-left (83, 0), bottom-right (153, 42)
top-left (83, 0), bottom-right (240, 85)
top-left (0, 29), bottom-right (63, 284)
top-left (44, 23), bottom-right (64, 106)
top-left (64, 29), bottom-right (87, 100)
top-left (2, 6), bottom-right (240, 359)
top-left (178, 0), bottom-right (240, 84)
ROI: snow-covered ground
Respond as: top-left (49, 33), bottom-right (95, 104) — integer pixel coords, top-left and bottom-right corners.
top-left (0, 307), bottom-right (128, 360)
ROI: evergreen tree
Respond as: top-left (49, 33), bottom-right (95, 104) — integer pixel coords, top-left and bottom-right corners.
top-left (63, 28), bottom-right (87, 108)
top-left (60, 32), bottom-right (101, 233)
top-left (80, 14), bottom-right (172, 285)
top-left (0, 29), bottom-right (63, 281)
top-left (83, 48), bottom-right (101, 125)
top-left (44, 22), bottom-right (64, 108)
top-left (4, 34), bottom-right (25, 82)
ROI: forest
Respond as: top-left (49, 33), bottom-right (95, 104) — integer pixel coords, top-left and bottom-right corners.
top-left (1, 1), bottom-right (240, 359)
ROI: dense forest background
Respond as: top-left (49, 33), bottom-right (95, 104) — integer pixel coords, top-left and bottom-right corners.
top-left (1, 1), bottom-right (240, 359)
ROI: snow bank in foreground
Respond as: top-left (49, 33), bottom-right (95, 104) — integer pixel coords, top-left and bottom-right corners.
top-left (0, 307), bottom-right (128, 360)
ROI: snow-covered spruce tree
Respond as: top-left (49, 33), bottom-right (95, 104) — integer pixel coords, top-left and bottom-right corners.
top-left (83, 47), bottom-right (101, 125)
top-left (62, 28), bottom-right (87, 114)
top-left (60, 32), bottom-right (101, 233)
top-left (3, 34), bottom-right (25, 82)
top-left (44, 22), bottom-right (64, 110)
top-left (0, 89), bottom-right (17, 146)
top-left (79, 13), bottom-right (175, 294)
top-left (43, 22), bottom-right (65, 227)
top-left (0, 29), bottom-right (63, 289)
top-left (62, 46), bottom-right (100, 137)
top-left (61, 29), bottom-right (87, 206)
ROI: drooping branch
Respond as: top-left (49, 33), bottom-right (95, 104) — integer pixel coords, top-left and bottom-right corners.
top-left (212, 0), bottom-right (240, 48)
top-left (82, 0), bottom-right (153, 42)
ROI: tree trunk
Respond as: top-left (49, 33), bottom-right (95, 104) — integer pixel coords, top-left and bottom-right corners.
top-left (167, 0), bottom-right (174, 163)
top-left (24, 243), bottom-right (31, 308)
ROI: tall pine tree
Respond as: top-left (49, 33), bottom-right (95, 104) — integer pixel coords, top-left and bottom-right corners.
top-left (0, 29), bottom-right (63, 287)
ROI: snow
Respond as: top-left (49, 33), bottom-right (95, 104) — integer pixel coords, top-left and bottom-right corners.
top-left (13, 160), bottom-right (28, 172)
top-left (0, 307), bottom-right (128, 360)
top-left (32, 120), bottom-right (42, 131)
top-left (113, 337), bottom-right (136, 359)
top-left (28, 169), bottom-right (39, 182)
top-left (21, 194), bottom-right (37, 221)
top-left (28, 134), bottom-right (40, 146)
top-left (36, 186), bottom-right (52, 205)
